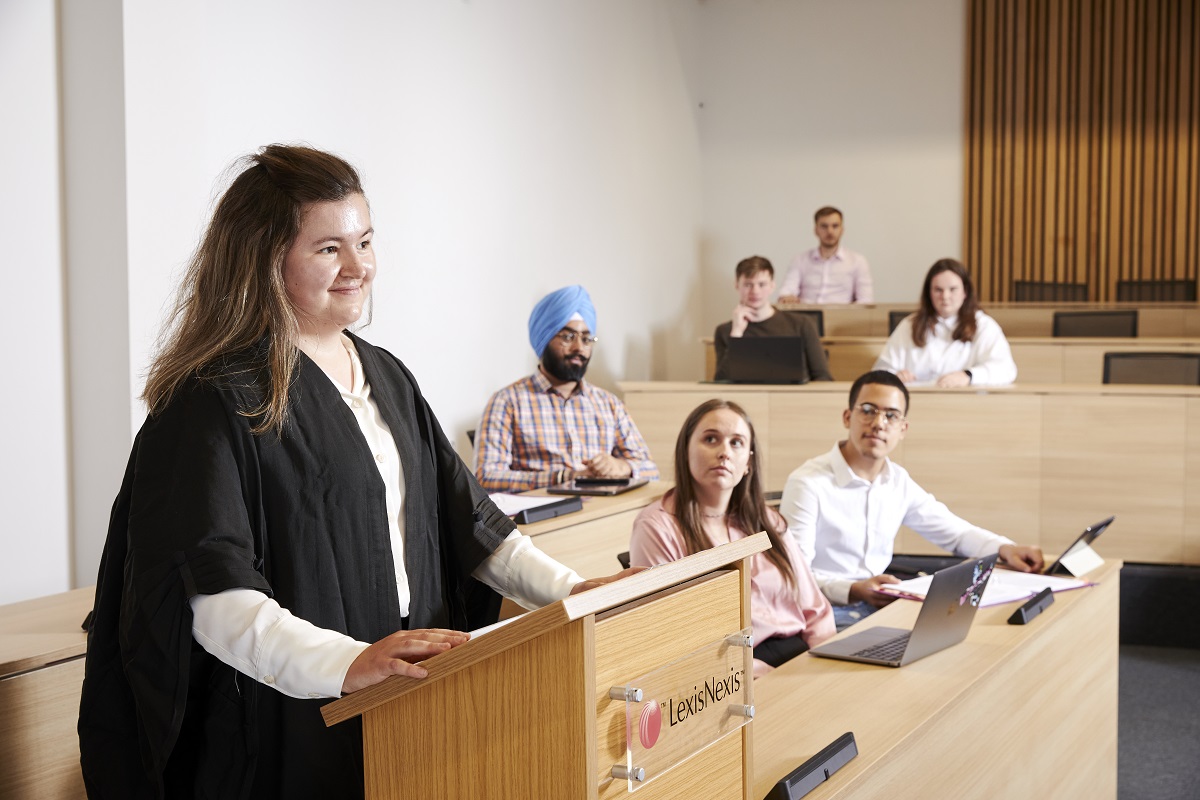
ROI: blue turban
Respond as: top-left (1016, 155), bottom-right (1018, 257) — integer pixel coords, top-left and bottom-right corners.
top-left (528, 285), bottom-right (597, 358)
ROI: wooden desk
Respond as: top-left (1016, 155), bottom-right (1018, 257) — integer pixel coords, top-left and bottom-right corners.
top-left (703, 336), bottom-right (1200, 383)
top-left (620, 381), bottom-right (1200, 565)
top-left (0, 587), bottom-right (92, 800)
top-left (777, 301), bottom-right (1200, 338)
top-left (514, 482), bottom-right (671, 579)
top-left (823, 336), bottom-right (1200, 384)
top-left (752, 559), bottom-right (1120, 798)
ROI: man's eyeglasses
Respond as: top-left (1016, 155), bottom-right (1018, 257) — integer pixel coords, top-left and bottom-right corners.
top-left (553, 331), bottom-right (598, 346)
top-left (852, 403), bottom-right (906, 425)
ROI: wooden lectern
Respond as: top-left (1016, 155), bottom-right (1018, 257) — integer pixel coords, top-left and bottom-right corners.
top-left (322, 533), bottom-right (770, 799)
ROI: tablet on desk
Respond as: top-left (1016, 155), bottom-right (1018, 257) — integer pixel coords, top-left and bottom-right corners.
top-left (1044, 515), bottom-right (1114, 575)
top-left (546, 477), bottom-right (649, 496)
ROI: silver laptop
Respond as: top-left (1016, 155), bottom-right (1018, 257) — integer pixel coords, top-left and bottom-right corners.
top-left (809, 554), bottom-right (998, 667)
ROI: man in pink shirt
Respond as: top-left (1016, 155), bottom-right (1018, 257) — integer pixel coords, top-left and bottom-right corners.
top-left (778, 206), bottom-right (874, 304)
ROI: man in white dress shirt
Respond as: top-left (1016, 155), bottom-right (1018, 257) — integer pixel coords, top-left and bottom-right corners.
top-left (779, 370), bottom-right (1044, 629)
top-left (778, 206), bottom-right (873, 304)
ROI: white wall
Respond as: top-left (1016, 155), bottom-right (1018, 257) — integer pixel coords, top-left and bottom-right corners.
top-left (79, 0), bottom-right (704, 592)
top-left (0, 0), bottom-right (71, 603)
top-left (120, 0), bottom-right (705, 437)
top-left (695, 0), bottom-right (966, 328)
top-left (2, 0), bottom-right (971, 603)
top-left (61, 0), bottom-right (133, 592)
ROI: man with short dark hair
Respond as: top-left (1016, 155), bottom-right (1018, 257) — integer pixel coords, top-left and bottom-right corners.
top-left (713, 256), bottom-right (833, 382)
top-left (475, 285), bottom-right (658, 492)
top-left (779, 370), bottom-right (1043, 629)
top-left (778, 206), bottom-right (873, 304)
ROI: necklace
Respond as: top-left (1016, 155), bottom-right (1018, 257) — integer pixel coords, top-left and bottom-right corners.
top-left (701, 510), bottom-right (725, 519)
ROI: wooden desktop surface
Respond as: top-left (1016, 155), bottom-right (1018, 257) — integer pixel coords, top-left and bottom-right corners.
top-left (822, 336), bottom-right (1200, 383)
top-left (620, 381), bottom-right (1200, 566)
top-left (752, 559), bottom-right (1120, 799)
top-left (514, 481), bottom-right (671, 580)
top-left (0, 586), bottom-right (93, 800)
top-left (0, 586), bottom-right (91, 677)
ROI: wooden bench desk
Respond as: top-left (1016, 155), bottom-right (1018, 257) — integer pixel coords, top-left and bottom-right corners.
top-left (0, 587), bottom-right (92, 800)
top-left (752, 559), bottom-right (1120, 799)
top-left (620, 381), bottom-right (1200, 566)
top-left (704, 336), bottom-right (1200, 383)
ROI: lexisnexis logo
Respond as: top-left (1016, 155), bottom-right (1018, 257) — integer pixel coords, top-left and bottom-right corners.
top-left (638, 665), bottom-right (746, 749)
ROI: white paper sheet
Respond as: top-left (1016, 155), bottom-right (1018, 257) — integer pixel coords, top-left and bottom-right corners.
top-left (488, 492), bottom-right (568, 517)
top-left (879, 568), bottom-right (1092, 607)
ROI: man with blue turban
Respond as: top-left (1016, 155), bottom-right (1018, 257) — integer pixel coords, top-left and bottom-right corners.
top-left (475, 285), bottom-right (659, 492)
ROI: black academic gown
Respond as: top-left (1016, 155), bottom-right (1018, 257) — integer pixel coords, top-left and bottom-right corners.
top-left (78, 334), bottom-right (512, 799)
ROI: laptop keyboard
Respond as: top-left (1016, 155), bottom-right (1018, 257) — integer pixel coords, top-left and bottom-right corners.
top-left (851, 632), bottom-right (911, 661)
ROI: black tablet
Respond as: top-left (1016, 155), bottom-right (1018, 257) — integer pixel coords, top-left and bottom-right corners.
top-left (1044, 515), bottom-right (1115, 575)
top-left (546, 478), bottom-right (649, 496)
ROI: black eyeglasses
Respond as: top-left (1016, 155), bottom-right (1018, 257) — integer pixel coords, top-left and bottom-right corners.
top-left (852, 403), bottom-right (906, 426)
top-left (553, 331), bottom-right (598, 346)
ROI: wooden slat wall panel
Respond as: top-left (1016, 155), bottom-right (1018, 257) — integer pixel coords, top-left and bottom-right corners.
top-left (965, 0), bottom-right (1200, 302)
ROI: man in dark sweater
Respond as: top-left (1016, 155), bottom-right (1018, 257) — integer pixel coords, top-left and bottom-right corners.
top-left (713, 256), bottom-right (833, 382)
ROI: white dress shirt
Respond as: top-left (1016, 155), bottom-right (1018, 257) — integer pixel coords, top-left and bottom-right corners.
top-left (778, 246), bottom-right (873, 304)
top-left (779, 443), bottom-right (1014, 605)
top-left (874, 310), bottom-right (1017, 386)
top-left (191, 336), bottom-right (582, 699)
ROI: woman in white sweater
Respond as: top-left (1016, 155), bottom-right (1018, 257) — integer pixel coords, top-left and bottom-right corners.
top-left (875, 259), bottom-right (1017, 387)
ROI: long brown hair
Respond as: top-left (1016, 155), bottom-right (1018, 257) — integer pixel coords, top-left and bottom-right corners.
top-left (143, 144), bottom-right (365, 434)
top-left (671, 399), bottom-right (796, 588)
top-left (911, 258), bottom-right (980, 347)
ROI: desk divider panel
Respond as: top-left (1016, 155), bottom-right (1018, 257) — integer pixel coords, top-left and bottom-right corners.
top-left (621, 382), bottom-right (1200, 566)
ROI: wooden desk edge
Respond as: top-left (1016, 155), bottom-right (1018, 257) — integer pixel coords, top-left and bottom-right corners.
top-left (0, 586), bottom-right (94, 677)
top-left (620, 380), bottom-right (1200, 398)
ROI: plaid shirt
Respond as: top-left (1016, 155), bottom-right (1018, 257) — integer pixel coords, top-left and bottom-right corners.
top-left (474, 370), bottom-right (659, 492)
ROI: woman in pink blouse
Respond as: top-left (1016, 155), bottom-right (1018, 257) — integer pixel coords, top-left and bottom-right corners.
top-left (630, 399), bottom-right (835, 676)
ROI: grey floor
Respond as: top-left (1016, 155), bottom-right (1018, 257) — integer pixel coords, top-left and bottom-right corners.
top-left (1118, 645), bottom-right (1200, 800)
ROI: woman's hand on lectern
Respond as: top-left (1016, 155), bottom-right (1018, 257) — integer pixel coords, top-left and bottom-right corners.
top-left (341, 629), bottom-right (470, 693)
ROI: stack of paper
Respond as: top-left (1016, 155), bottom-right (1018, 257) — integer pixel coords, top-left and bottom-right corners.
top-left (879, 569), bottom-right (1092, 607)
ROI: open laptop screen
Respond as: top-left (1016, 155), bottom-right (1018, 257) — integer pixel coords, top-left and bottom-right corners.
top-left (723, 336), bottom-right (810, 384)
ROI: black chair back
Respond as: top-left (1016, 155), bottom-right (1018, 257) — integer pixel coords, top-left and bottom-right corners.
top-left (1115, 279), bottom-right (1197, 302)
top-left (1102, 352), bottom-right (1200, 385)
top-left (1012, 280), bottom-right (1089, 302)
top-left (785, 309), bottom-right (824, 337)
top-left (1052, 310), bottom-right (1138, 337)
top-left (888, 310), bottom-right (915, 334)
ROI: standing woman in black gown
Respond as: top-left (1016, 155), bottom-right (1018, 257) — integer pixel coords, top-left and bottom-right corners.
top-left (79, 144), bottom-right (631, 799)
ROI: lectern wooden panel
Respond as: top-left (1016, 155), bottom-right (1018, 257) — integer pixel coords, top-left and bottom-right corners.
top-left (361, 620), bottom-right (592, 798)
top-left (323, 535), bottom-right (769, 800)
top-left (593, 571), bottom-right (745, 800)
